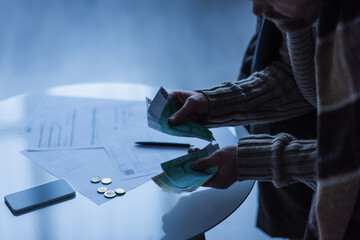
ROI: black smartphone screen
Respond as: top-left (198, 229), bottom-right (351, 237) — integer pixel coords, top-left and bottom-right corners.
top-left (4, 179), bottom-right (75, 215)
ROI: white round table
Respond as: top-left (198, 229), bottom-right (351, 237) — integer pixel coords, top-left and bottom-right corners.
top-left (0, 83), bottom-right (254, 240)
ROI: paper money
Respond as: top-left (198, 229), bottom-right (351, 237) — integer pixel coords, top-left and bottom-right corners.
top-left (152, 172), bottom-right (203, 193)
top-left (147, 87), bottom-right (214, 142)
top-left (152, 143), bottom-right (219, 193)
top-left (162, 143), bottom-right (219, 187)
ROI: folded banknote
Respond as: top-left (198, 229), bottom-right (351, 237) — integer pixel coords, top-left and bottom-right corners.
top-left (147, 87), bottom-right (214, 142)
top-left (152, 143), bottom-right (219, 193)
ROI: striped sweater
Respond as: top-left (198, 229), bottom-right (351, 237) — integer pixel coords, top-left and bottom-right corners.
top-left (200, 27), bottom-right (318, 190)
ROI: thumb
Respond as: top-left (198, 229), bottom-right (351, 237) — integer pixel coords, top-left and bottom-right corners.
top-left (190, 155), bottom-right (219, 171)
top-left (168, 100), bottom-right (193, 125)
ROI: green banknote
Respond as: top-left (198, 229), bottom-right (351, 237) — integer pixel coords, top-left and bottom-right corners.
top-left (152, 173), bottom-right (204, 193)
top-left (159, 98), bottom-right (214, 141)
top-left (161, 143), bottom-right (219, 188)
top-left (147, 87), bottom-right (214, 142)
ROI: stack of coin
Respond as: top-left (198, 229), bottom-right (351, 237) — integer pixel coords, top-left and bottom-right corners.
top-left (90, 176), bottom-right (126, 198)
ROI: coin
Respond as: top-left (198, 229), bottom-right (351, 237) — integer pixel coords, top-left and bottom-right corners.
top-left (104, 190), bottom-right (116, 198)
top-left (90, 176), bottom-right (101, 183)
top-left (101, 177), bottom-right (112, 185)
top-left (97, 186), bottom-right (108, 193)
top-left (115, 187), bottom-right (126, 196)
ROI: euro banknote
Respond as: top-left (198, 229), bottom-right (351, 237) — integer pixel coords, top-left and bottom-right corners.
top-left (147, 87), bottom-right (214, 142)
top-left (153, 143), bottom-right (219, 193)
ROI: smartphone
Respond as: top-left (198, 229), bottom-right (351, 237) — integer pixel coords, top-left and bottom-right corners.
top-left (4, 179), bottom-right (75, 216)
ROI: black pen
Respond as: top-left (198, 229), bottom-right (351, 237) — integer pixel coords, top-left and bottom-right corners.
top-left (135, 141), bottom-right (193, 148)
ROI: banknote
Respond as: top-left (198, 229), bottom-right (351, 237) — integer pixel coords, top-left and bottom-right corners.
top-left (152, 173), bottom-right (201, 193)
top-left (147, 87), bottom-right (214, 142)
top-left (161, 143), bottom-right (219, 188)
top-left (152, 143), bottom-right (219, 193)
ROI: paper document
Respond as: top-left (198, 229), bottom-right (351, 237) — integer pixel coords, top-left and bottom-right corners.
top-left (22, 147), bottom-right (122, 205)
top-left (22, 95), bottom-right (242, 204)
top-left (24, 96), bottom-right (142, 149)
top-left (22, 96), bottom-right (217, 204)
top-left (100, 119), bottom-right (210, 180)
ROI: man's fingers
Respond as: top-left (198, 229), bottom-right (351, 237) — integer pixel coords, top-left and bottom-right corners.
top-left (190, 155), bottom-right (220, 171)
top-left (169, 91), bottom-right (181, 108)
top-left (202, 174), bottom-right (231, 189)
top-left (188, 148), bottom-right (200, 154)
top-left (168, 100), bottom-right (193, 125)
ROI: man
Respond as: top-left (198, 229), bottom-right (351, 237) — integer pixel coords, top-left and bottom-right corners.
top-left (169, 0), bottom-right (360, 239)
top-left (172, 3), bottom-right (318, 238)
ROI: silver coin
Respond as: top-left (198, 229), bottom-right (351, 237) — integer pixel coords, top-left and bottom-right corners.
top-left (104, 190), bottom-right (116, 198)
top-left (97, 186), bottom-right (108, 193)
top-left (101, 177), bottom-right (112, 185)
top-left (115, 187), bottom-right (126, 196)
top-left (90, 176), bottom-right (101, 183)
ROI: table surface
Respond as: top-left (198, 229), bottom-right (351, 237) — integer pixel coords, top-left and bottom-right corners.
top-left (0, 83), bottom-right (254, 240)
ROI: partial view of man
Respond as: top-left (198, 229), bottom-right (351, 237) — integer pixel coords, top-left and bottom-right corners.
top-left (239, 15), bottom-right (316, 239)
top-left (171, 1), bottom-right (319, 237)
top-left (169, 0), bottom-right (360, 239)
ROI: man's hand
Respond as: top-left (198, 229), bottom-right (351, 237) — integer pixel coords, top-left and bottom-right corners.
top-left (168, 91), bottom-right (210, 125)
top-left (190, 146), bottom-right (238, 189)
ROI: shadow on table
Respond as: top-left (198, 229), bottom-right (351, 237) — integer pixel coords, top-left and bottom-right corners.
top-left (161, 182), bottom-right (254, 240)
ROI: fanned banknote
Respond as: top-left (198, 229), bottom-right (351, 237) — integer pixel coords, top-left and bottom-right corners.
top-left (152, 143), bottom-right (219, 193)
top-left (147, 87), bottom-right (214, 142)
top-left (152, 172), bottom-right (212, 193)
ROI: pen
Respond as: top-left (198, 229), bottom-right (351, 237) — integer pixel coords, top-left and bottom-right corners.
top-left (135, 141), bottom-right (193, 148)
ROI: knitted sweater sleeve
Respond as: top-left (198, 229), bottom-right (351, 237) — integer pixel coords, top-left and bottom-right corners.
top-left (199, 61), bottom-right (314, 127)
top-left (237, 133), bottom-right (317, 190)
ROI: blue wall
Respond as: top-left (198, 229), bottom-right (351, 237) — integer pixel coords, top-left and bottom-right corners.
top-left (0, 0), bottom-right (255, 100)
